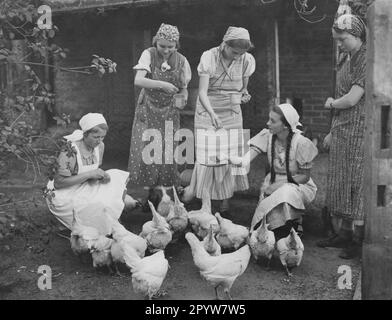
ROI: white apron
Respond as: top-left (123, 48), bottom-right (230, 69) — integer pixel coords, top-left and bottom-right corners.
top-left (45, 143), bottom-right (129, 233)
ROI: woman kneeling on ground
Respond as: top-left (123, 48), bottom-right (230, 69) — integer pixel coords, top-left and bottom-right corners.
top-left (45, 113), bottom-right (139, 232)
top-left (228, 104), bottom-right (318, 240)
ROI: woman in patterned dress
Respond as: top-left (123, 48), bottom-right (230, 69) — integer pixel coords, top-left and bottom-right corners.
top-left (183, 26), bottom-right (255, 214)
top-left (317, 14), bottom-right (367, 259)
top-left (128, 23), bottom-right (192, 190)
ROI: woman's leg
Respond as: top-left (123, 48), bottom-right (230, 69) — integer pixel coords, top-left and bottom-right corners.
top-left (339, 223), bottom-right (363, 259)
top-left (317, 216), bottom-right (352, 248)
top-left (220, 198), bottom-right (230, 214)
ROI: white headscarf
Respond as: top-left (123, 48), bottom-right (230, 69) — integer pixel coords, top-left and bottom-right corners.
top-left (222, 26), bottom-right (250, 42)
top-left (277, 103), bottom-right (302, 133)
top-left (64, 113), bottom-right (107, 142)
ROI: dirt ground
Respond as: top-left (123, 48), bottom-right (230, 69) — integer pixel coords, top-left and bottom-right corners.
top-left (0, 153), bottom-right (361, 300)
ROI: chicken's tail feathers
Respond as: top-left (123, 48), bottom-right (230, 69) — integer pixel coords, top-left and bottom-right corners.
top-left (123, 248), bottom-right (141, 271)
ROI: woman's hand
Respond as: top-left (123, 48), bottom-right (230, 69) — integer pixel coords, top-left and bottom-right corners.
top-left (324, 97), bottom-right (335, 109)
top-left (323, 132), bottom-right (332, 150)
top-left (88, 168), bottom-right (106, 181)
top-left (210, 112), bottom-right (223, 129)
top-left (241, 89), bottom-right (251, 104)
top-left (100, 172), bottom-right (111, 184)
top-left (160, 82), bottom-right (179, 94)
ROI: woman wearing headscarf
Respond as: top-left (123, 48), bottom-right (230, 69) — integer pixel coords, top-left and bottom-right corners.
top-left (128, 23), bottom-right (192, 190)
top-left (45, 113), bottom-right (137, 232)
top-left (317, 14), bottom-right (367, 259)
top-left (228, 104), bottom-right (318, 239)
top-left (183, 26), bottom-right (256, 214)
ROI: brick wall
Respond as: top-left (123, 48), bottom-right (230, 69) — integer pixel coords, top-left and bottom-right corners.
top-left (278, 9), bottom-right (336, 135)
top-left (52, 2), bottom-right (337, 160)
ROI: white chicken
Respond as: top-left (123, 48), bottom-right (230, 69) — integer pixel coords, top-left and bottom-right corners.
top-left (90, 235), bottom-right (114, 273)
top-left (110, 221), bottom-right (147, 275)
top-left (187, 192), bottom-right (219, 239)
top-left (166, 186), bottom-right (188, 235)
top-left (185, 232), bottom-right (251, 300)
top-left (215, 213), bottom-right (249, 251)
top-left (248, 215), bottom-right (275, 269)
top-left (70, 209), bottom-right (100, 257)
top-left (202, 225), bottom-right (221, 256)
top-left (124, 248), bottom-right (169, 300)
top-left (276, 228), bottom-right (304, 277)
top-left (140, 201), bottom-right (172, 253)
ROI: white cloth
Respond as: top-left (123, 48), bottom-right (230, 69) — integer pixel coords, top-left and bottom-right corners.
top-left (64, 113), bottom-right (107, 142)
top-left (277, 103), bottom-right (302, 133)
top-left (45, 143), bottom-right (129, 232)
top-left (223, 26), bottom-right (250, 41)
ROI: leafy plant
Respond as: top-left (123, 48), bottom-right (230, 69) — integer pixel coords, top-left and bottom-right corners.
top-left (0, 0), bottom-right (117, 183)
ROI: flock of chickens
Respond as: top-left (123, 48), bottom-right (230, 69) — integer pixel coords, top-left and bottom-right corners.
top-left (68, 186), bottom-right (304, 300)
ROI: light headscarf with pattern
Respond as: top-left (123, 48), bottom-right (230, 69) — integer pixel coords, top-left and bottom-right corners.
top-left (333, 14), bottom-right (366, 41)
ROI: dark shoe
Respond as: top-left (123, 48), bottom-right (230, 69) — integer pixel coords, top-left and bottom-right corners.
top-left (316, 234), bottom-right (350, 248)
top-left (339, 242), bottom-right (361, 259)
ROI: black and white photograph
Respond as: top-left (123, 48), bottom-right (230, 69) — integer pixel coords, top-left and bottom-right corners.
top-left (0, 0), bottom-right (391, 303)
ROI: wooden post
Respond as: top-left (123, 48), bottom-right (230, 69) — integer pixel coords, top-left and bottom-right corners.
top-left (362, 0), bottom-right (392, 300)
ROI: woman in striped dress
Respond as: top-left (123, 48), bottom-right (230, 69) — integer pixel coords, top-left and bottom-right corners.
top-left (183, 26), bottom-right (255, 214)
top-left (317, 14), bottom-right (367, 259)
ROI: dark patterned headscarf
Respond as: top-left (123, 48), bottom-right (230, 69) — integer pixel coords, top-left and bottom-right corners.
top-left (333, 14), bottom-right (366, 41)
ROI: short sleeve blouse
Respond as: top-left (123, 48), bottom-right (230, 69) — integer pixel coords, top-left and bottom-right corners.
top-left (248, 129), bottom-right (318, 171)
top-left (133, 48), bottom-right (192, 88)
top-left (57, 141), bottom-right (104, 177)
top-left (197, 48), bottom-right (256, 78)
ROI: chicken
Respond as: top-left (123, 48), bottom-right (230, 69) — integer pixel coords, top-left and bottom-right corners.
top-left (90, 235), bottom-right (114, 273)
top-left (215, 213), bottom-right (249, 250)
top-left (70, 209), bottom-right (100, 257)
top-left (166, 186), bottom-right (188, 235)
top-left (185, 232), bottom-right (251, 300)
top-left (187, 192), bottom-right (219, 239)
top-left (124, 248), bottom-right (169, 300)
top-left (248, 215), bottom-right (275, 269)
top-left (110, 221), bottom-right (147, 275)
top-left (111, 221), bottom-right (147, 258)
top-left (140, 201), bottom-right (172, 253)
top-left (202, 225), bottom-right (221, 256)
top-left (276, 228), bottom-right (304, 277)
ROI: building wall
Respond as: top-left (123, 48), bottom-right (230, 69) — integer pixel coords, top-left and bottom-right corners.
top-left (279, 12), bottom-right (335, 135)
top-left (52, 1), bottom-right (337, 159)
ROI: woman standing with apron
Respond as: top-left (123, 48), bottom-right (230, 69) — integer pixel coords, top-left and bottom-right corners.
top-left (184, 26), bottom-right (255, 214)
top-left (128, 23), bottom-right (192, 190)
